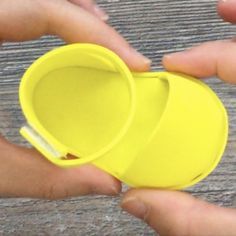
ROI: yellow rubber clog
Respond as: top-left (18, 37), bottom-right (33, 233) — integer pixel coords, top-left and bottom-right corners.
top-left (19, 44), bottom-right (228, 189)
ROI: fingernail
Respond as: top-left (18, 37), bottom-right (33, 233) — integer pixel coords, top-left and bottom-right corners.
top-left (93, 5), bottom-right (109, 21)
top-left (143, 56), bottom-right (152, 66)
top-left (163, 54), bottom-right (173, 61)
top-left (110, 185), bottom-right (121, 195)
top-left (121, 197), bottom-right (149, 220)
top-left (134, 50), bottom-right (152, 65)
top-left (92, 185), bottom-right (120, 196)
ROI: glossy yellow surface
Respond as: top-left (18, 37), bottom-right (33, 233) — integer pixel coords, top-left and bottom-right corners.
top-left (19, 44), bottom-right (228, 189)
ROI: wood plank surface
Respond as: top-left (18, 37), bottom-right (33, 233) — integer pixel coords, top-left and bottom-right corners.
top-left (0, 0), bottom-right (236, 235)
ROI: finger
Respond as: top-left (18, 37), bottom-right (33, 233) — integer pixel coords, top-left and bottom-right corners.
top-left (217, 0), bottom-right (236, 23)
top-left (162, 40), bottom-right (236, 83)
top-left (69, 0), bottom-right (109, 21)
top-left (0, 0), bottom-right (50, 41)
top-left (0, 0), bottom-right (150, 71)
top-left (122, 189), bottom-right (236, 236)
top-left (0, 136), bottom-right (121, 199)
top-left (46, 1), bottom-right (151, 72)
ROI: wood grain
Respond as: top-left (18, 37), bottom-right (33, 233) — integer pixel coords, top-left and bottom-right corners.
top-left (0, 0), bottom-right (236, 235)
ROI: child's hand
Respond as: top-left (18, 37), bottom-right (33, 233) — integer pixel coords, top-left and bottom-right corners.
top-left (121, 1), bottom-right (236, 235)
top-left (0, 0), bottom-right (151, 199)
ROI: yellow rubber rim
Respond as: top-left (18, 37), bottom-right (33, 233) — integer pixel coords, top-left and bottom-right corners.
top-left (20, 44), bottom-right (136, 166)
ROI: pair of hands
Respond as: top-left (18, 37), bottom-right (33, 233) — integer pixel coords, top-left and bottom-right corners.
top-left (0, 0), bottom-right (235, 235)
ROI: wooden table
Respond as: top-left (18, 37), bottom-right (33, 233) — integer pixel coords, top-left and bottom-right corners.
top-left (0, 0), bottom-right (235, 235)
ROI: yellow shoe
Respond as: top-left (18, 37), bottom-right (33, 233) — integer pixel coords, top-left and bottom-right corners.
top-left (19, 44), bottom-right (228, 189)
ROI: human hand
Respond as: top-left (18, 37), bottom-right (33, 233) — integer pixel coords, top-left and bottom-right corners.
top-left (122, 189), bottom-right (236, 236)
top-left (0, 0), bottom-right (151, 71)
top-left (0, 0), bottom-right (151, 199)
top-left (121, 1), bottom-right (236, 235)
top-left (162, 0), bottom-right (236, 84)
top-left (0, 137), bottom-right (121, 199)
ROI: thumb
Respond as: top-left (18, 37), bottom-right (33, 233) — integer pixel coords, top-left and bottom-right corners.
top-left (121, 189), bottom-right (236, 236)
top-left (0, 136), bottom-right (121, 199)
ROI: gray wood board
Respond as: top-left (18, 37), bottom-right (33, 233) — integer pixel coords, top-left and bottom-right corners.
top-left (0, 0), bottom-right (236, 235)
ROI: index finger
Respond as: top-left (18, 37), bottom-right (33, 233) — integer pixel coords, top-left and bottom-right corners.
top-left (162, 40), bottom-right (236, 83)
top-left (46, 1), bottom-right (151, 72)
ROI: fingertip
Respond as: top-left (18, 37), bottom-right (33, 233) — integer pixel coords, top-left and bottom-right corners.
top-left (121, 188), bottom-right (138, 201)
top-left (162, 45), bottom-right (217, 78)
top-left (106, 177), bottom-right (122, 195)
top-left (122, 189), bottom-right (236, 236)
top-left (162, 54), bottom-right (176, 71)
top-left (78, 165), bottom-right (122, 195)
top-left (121, 50), bottom-right (152, 72)
top-left (93, 5), bottom-right (109, 21)
top-left (91, 177), bottom-right (122, 196)
top-left (217, 0), bottom-right (236, 23)
top-left (122, 190), bottom-right (199, 230)
top-left (128, 59), bottom-right (151, 72)
top-left (162, 51), bottom-right (188, 72)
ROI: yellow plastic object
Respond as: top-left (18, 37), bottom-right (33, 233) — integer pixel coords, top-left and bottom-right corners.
top-left (19, 44), bottom-right (228, 189)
